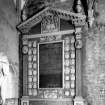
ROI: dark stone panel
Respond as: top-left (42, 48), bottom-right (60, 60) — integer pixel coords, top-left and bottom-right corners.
top-left (39, 74), bottom-right (62, 88)
top-left (29, 100), bottom-right (73, 105)
top-left (28, 23), bottom-right (41, 34)
top-left (60, 19), bottom-right (74, 31)
top-left (39, 42), bottom-right (63, 88)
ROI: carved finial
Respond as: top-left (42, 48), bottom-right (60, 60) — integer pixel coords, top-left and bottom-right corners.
top-left (88, 0), bottom-right (97, 27)
top-left (76, 0), bottom-right (82, 13)
top-left (22, 9), bottom-right (27, 21)
top-left (88, 10), bottom-right (94, 27)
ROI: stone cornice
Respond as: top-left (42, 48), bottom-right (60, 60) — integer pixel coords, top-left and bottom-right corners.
top-left (49, 8), bottom-right (86, 26)
top-left (17, 7), bottom-right (50, 33)
top-left (17, 7), bottom-right (86, 33)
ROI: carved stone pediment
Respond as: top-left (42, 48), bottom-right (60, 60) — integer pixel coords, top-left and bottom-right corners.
top-left (17, 7), bottom-right (86, 33)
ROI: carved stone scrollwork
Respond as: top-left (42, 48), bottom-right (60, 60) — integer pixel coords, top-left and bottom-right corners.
top-left (75, 28), bottom-right (82, 49)
top-left (41, 14), bottom-right (60, 33)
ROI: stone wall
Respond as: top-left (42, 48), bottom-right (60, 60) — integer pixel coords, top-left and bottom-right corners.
top-left (0, 0), bottom-right (19, 98)
top-left (82, 0), bottom-right (105, 105)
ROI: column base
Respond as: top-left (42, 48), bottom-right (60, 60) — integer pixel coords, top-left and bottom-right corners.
top-left (4, 98), bottom-right (19, 105)
top-left (21, 96), bottom-right (29, 105)
top-left (74, 96), bottom-right (87, 105)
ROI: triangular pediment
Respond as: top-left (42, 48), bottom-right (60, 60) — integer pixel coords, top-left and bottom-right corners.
top-left (17, 7), bottom-right (86, 33)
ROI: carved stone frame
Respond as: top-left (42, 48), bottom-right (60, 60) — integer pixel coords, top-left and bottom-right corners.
top-left (38, 40), bottom-right (64, 89)
top-left (21, 29), bottom-right (76, 99)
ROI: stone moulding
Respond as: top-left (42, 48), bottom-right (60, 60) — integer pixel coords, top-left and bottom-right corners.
top-left (5, 98), bottom-right (18, 105)
top-left (17, 7), bottom-right (86, 33)
top-left (22, 30), bottom-right (74, 39)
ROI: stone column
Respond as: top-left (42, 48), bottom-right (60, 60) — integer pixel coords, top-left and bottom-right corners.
top-left (75, 27), bottom-right (82, 96)
top-left (74, 27), bottom-right (87, 105)
top-left (73, 0), bottom-right (87, 104)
